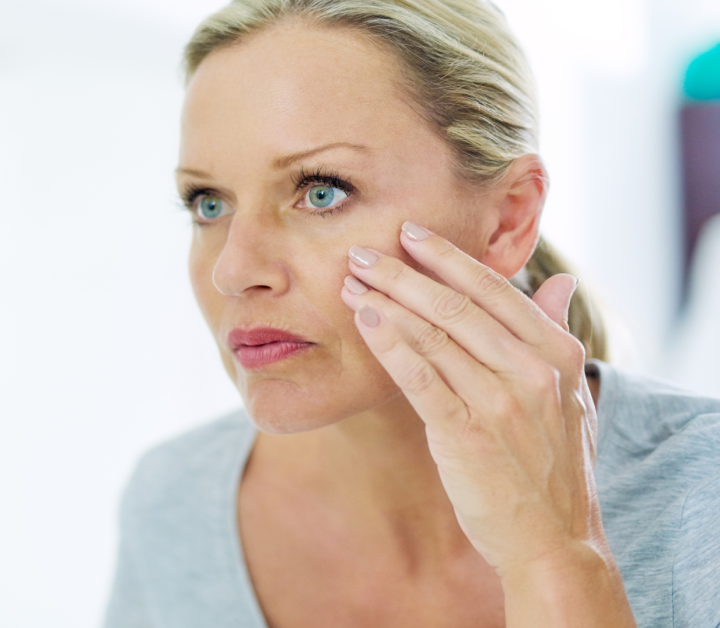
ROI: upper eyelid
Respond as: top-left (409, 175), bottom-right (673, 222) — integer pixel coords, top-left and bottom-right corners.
top-left (178, 179), bottom-right (236, 202)
top-left (292, 167), bottom-right (355, 192)
top-left (179, 186), bottom-right (227, 207)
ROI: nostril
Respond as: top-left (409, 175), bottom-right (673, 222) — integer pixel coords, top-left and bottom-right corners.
top-left (243, 284), bottom-right (274, 294)
top-left (211, 253), bottom-right (291, 296)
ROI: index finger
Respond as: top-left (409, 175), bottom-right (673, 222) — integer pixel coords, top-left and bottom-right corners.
top-left (399, 222), bottom-right (566, 351)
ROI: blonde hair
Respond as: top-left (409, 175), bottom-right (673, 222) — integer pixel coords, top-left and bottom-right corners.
top-left (183, 0), bottom-right (608, 361)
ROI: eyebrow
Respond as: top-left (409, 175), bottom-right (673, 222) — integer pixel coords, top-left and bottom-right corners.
top-left (175, 142), bottom-right (368, 179)
top-left (271, 142), bottom-right (368, 170)
top-left (175, 167), bottom-right (212, 178)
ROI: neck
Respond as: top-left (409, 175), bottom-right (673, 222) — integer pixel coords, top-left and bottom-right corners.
top-left (252, 394), bottom-right (473, 565)
top-left (249, 373), bottom-right (601, 567)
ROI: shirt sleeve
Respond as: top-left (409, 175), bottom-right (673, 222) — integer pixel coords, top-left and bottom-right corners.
top-left (672, 470), bottom-right (720, 628)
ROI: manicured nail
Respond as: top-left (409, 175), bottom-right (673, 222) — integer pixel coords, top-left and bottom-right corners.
top-left (401, 221), bottom-right (430, 241)
top-left (344, 276), bottom-right (369, 295)
top-left (358, 305), bottom-right (380, 328)
top-left (349, 246), bottom-right (379, 268)
top-left (572, 278), bottom-right (580, 295)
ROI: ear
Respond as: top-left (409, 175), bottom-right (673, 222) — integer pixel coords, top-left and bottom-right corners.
top-left (480, 154), bottom-right (549, 278)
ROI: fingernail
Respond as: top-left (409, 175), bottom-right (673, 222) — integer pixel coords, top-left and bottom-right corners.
top-left (572, 278), bottom-right (580, 295)
top-left (401, 221), bottom-right (430, 241)
top-left (358, 305), bottom-right (380, 328)
top-left (344, 276), bottom-right (369, 295)
top-left (349, 246), bottom-right (379, 268)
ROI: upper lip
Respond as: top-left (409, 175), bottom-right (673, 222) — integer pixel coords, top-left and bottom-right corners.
top-left (228, 327), bottom-right (312, 350)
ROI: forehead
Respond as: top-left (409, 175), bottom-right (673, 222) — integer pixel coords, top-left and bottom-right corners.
top-left (180, 21), bottom-right (433, 167)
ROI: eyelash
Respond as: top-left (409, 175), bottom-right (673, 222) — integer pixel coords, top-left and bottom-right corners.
top-left (292, 166), bottom-right (355, 218)
top-left (179, 167), bottom-right (355, 225)
top-left (179, 184), bottom-right (217, 226)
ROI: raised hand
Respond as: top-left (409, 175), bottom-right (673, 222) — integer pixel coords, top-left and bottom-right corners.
top-left (340, 222), bottom-right (635, 628)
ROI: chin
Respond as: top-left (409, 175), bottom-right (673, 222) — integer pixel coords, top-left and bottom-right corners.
top-left (246, 408), bottom-right (335, 435)
top-left (237, 370), bottom-right (401, 435)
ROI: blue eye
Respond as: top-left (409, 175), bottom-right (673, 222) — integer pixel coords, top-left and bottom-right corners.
top-left (198, 196), bottom-right (225, 220)
top-left (306, 185), bottom-right (348, 209)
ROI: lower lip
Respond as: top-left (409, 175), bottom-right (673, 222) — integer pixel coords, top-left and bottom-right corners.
top-left (233, 341), bottom-right (313, 369)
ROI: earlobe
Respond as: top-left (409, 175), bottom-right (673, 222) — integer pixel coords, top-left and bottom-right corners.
top-left (482, 154), bottom-right (548, 278)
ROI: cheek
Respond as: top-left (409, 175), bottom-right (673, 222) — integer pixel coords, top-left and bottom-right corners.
top-left (243, 238), bottom-right (403, 433)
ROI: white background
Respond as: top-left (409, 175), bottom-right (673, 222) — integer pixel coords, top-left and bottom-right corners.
top-left (1, 0), bottom-right (720, 626)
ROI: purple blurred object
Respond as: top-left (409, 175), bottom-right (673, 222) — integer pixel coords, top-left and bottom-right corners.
top-left (680, 102), bottom-right (720, 303)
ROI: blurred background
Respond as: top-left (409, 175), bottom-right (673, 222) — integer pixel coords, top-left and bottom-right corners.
top-left (1, 0), bottom-right (719, 625)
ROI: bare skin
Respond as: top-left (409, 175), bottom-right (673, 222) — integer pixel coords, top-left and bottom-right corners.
top-left (240, 376), bottom-right (600, 628)
top-left (178, 19), bottom-right (632, 628)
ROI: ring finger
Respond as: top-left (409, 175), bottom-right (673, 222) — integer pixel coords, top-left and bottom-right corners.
top-left (347, 247), bottom-right (542, 380)
top-left (342, 278), bottom-right (499, 417)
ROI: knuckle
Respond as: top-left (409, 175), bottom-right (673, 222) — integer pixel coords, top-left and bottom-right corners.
top-left (563, 336), bottom-right (587, 369)
top-left (432, 291), bottom-right (474, 324)
top-left (436, 239), bottom-right (459, 260)
top-left (412, 322), bottom-right (450, 355)
top-left (530, 365), bottom-right (561, 395)
top-left (448, 401), bottom-right (472, 427)
top-left (455, 413), bottom-right (486, 442)
top-left (398, 360), bottom-right (437, 395)
top-left (469, 267), bottom-right (507, 301)
top-left (491, 390), bottom-right (521, 419)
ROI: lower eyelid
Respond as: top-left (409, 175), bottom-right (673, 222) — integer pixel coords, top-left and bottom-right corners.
top-left (312, 198), bottom-right (352, 218)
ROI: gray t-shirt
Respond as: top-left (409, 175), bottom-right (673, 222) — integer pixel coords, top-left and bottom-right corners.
top-left (103, 361), bottom-right (720, 627)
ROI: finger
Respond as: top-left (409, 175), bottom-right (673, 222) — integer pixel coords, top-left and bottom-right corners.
top-left (342, 279), bottom-right (499, 402)
top-left (347, 246), bottom-right (543, 378)
top-left (350, 298), bottom-right (471, 431)
top-left (531, 274), bottom-right (578, 331)
top-left (346, 287), bottom-right (575, 493)
top-left (398, 223), bottom-right (567, 351)
top-left (343, 281), bottom-right (574, 451)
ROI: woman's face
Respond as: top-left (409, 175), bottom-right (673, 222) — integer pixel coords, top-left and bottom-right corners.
top-left (178, 22), bottom-right (495, 434)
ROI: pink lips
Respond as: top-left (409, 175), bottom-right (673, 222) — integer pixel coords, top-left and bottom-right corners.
top-left (228, 327), bottom-right (313, 369)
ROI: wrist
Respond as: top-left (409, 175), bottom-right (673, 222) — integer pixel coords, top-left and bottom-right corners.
top-left (499, 541), bottom-right (636, 628)
top-left (499, 539), bottom-right (609, 582)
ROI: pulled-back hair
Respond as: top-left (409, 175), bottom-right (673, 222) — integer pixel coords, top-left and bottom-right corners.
top-left (183, 0), bottom-right (608, 360)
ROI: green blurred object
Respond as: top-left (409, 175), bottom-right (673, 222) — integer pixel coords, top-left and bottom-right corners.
top-left (684, 42), bottom-right (720, 101)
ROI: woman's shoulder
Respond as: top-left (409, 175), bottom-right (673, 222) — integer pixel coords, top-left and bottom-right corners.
top-left (106, 410), bottom-right (262, 627)
top-left (120, 407), bottom-right (256, 520)
top-left (590, 361), bottom-right (720, 627)
top-left (591, 359), bottom-right (720, 467)
top-left (592, 358), bottom-right (720, 499)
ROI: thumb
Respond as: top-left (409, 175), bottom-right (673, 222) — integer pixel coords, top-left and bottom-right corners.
top-left (531, 273), bottom-right (579, 331)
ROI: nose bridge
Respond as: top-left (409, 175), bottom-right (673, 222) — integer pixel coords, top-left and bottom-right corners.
top-left (212, 202), bottom-right (290, 297)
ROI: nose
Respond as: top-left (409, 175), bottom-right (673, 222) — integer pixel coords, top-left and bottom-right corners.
top-left (211, 212), bottom-right (291, 297)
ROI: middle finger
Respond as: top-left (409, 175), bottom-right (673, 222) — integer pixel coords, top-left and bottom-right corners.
top-left (347, 246), bottom-right (540, 378)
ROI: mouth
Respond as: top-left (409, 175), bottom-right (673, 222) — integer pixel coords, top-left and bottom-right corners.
top-left (228, 327), bottom-right (314, 369)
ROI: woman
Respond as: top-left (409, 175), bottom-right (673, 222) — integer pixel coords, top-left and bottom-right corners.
top-left (104, 1), bottom-right (720, 626)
